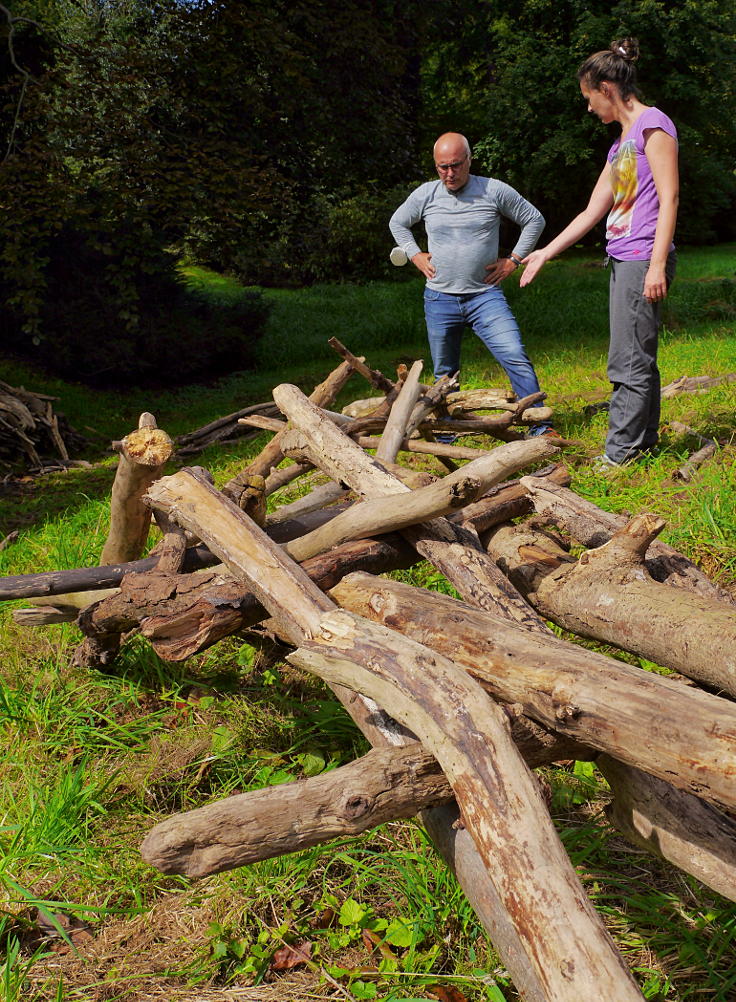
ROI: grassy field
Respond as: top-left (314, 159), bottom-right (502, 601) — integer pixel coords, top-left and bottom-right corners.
top-left (0, 245), bottom-right (735, 1001)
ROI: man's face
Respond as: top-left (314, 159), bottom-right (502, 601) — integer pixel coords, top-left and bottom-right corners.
top-left (434, 147), bottom-right (471, 192)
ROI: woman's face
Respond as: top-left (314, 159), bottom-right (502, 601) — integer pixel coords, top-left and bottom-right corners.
top-left (580, 79), bottom-right (616, 124)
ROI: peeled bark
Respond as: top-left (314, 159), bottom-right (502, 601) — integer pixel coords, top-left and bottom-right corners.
top-left (330, 572), bottom-right (736, 813)
top-left (143, 467), bottom-right (644, 1002)
top-left (520, 476), bottom-right (734, 605)
top-left (487, 515), bottom-right (736, 696)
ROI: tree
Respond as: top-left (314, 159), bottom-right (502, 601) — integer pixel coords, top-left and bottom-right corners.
top-left (419, 0), bottom-right (736, 243)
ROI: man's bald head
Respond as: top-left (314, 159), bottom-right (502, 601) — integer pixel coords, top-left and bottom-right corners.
top-left (433, 133), bottom-right (472, 192)
top-left (433, 133), bottom-right (471, 161)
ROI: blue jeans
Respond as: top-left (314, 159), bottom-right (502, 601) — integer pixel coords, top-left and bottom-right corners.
top-left (423, 286), bottom-right (544, 408)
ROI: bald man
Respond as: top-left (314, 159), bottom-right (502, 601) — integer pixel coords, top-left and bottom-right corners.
top-left (390, 133), bottom-right (554, 437)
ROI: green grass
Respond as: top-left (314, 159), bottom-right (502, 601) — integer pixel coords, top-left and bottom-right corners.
top-left (0, 245), bottom-right (735, 1000)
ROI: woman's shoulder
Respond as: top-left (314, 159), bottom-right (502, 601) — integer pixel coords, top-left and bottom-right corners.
top-left (637, 106), bottom-right (677, 141)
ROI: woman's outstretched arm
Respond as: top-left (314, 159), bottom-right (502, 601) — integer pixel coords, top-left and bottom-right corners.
top-left (519, 163), bottom-right (614, 286)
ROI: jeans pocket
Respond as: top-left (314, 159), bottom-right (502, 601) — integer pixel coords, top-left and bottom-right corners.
top-left (423, 289), bottom-right (442, 302)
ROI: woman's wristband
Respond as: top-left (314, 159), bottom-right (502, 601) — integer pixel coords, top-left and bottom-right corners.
top-left (509, 253), bottom-right (524, 268)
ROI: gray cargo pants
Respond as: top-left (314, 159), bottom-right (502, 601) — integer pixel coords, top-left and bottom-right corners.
top-left (605, 252), bottom-right (676, 464)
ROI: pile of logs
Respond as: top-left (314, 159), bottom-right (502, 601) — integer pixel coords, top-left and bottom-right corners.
top-left (0, 380), bottom-right (85, 471)
top-left (3, 341), bottom-right (736, 1002)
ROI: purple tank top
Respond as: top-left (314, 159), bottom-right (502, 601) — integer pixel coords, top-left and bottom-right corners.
top-left (606, 106), bottom-right (677, 261)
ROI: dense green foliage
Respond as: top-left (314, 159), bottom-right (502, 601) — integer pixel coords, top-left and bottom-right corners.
top-left (444, 0), bottom-right (736, 243)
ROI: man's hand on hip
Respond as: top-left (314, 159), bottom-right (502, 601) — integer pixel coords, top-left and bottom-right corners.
top-left (411, 252), bottom-right (436, 280)
top-left (483, 258), bottom-right (517, 286)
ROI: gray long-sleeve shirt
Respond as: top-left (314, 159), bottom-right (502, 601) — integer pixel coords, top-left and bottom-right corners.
top-left (389, 175), bottom-right (545, 294)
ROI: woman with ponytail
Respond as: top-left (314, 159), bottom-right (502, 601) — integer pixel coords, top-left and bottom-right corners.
top-left (521, 38), bottom-right (679, 468)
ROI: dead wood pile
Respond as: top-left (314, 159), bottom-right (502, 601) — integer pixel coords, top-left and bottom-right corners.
top-left (4, 343), bottom-right (736, 1002)
top-left (0, 380), bottom-right (86, 471)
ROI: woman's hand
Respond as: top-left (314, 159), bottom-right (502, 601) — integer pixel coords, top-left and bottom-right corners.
top-left (643, 263), bottom-right (668, 303)
top-left (519, 249), bottom-right (549, 287)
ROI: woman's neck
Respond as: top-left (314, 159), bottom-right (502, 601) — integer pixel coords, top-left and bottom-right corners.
top-left (615, 96), bottom-right (648, 135)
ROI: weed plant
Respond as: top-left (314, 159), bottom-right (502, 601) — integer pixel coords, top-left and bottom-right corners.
top-left (0, 246), bottom-right (734, 1000)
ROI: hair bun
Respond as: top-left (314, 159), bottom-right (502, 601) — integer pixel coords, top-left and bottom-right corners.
top-left (610, 36), bottom-right (640, 62)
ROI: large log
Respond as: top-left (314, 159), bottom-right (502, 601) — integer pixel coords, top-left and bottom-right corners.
top-left (598, 755), bottom-right (736, 901)
top-left (274, 382), bottom-right (556, 632)
top-left (486, 514), bottom-right (736, 696)
top-left (375, 359), bottom-right (425, 463)
top-left (329, 573), bottom-right (736, 812)
top-left (101, 413), bottom-right (173, 565)
top-left (281, 450), bottom-right (548, 565)
top-left (144, 468), bottom-right (644, 1002)
top-left (520, 476), bottom-right (734, 604)
top-left (141, 717), bottom-right (587, 877)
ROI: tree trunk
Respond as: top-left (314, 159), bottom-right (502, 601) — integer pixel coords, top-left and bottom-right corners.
top-left (486, 515), bottom-right (736, 696)
top-left (101, 413), bottom-right (173, 565)
top-left (329, 572), bottom-right (736, 812)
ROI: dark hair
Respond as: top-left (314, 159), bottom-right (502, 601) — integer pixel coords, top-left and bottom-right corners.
top-left (577, 37), bottom-right (640, 100)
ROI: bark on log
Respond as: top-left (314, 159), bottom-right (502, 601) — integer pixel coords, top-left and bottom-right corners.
top-left (673, 442), bottom-right (718, 482)
top-left (404, 373), bottom-right (459, 440)
top-left (291, 614), bottom-right (642, 1002)
top-left (0, 545), bottom-right (220, 602)
top-left (73, 469), bottom-right (564, 663)
top-left (486, 515), bottom-right (736, 696)
top-left (174, 402), bottom-right (280, 456)
top-left (597, 755), bottom-right (736, 901)
top-left (661, 374), bottom-right (736, 398)
top-left (0, 467), bottom-right (569, 604)
top-left (669, 422), bottom-right (718, 482)
top-left (78, 468), bottom-right (565, 662)
top-left (144, 468), bottom-right (644, 1002)
top-left (446, 388), bottom-right (516, 411)
top-left (281, 450), bottom-right (546, 565)
top-left (142, 718), bottom-right (589, 877)
top-left (327, 337), bottom-right (396, 395)
top-left (329, 573), bottom-right (736, 812)
top-left (273, 382), bottom-right (556, 632)
top-left (520, 477), bottom-right (734, 605)
top-left (423, 406), bottom-right (554, 433)
top-left (355, 435), bottom-right (499, 460)
top-left (101, 413), bottom-right (173, 565)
